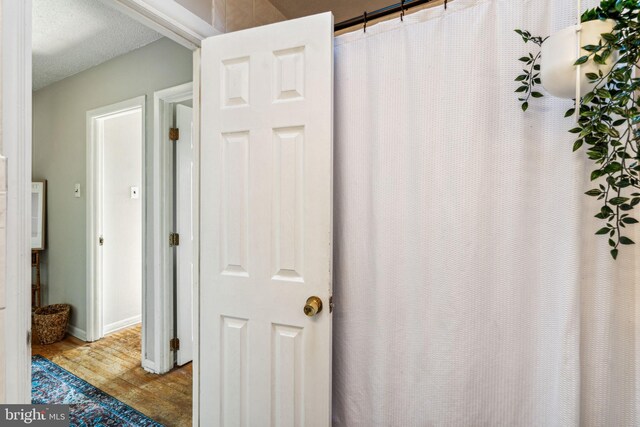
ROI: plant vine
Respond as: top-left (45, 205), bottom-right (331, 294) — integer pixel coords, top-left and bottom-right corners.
top-left (515, 0), bottom-right (640, 259)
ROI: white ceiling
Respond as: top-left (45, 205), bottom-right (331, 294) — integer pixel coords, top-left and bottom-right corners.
top-left (269, 0), bottom-right (396, 23)
top-left (33, 0), bottom-right (163, 91)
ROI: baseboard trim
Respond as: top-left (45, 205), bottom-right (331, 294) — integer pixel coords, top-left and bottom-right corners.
top-left (104, 315), bottom-right (142, 335)
top-left (66, 324), bottom-right (87, 341)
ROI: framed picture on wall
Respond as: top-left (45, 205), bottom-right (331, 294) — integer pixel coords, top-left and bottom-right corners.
top-left (31, 181), bottom-right (47, 250)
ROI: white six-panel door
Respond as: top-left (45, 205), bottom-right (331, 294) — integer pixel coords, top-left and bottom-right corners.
top-left (200, 12), bottom-right (334, 427)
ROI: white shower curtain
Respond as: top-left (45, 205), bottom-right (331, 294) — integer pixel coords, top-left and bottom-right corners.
top-left (332, 1), bottom-right (639, 426)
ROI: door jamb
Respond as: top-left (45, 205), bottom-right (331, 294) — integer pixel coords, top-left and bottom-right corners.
top-left (1, 0), bottom-right (32, 404)
top-left (192, 49), bottom-right (201, 426)
top-left (152, 82), bottom-right (193, 375)
top-left (86, 96), bottom-right (146, 343)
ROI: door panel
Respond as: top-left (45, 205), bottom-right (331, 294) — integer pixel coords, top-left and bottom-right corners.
top-left (176, 104), bottom-right (194, 366)
top-left (200, 12), bottom-right (334, 426)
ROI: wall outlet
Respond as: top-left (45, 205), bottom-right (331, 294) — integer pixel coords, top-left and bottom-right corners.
top-left (74, 183), bottom-right (81, 198)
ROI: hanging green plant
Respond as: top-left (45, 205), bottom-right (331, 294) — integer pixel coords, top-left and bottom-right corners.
top-left (515, 0), bottom-right (640, 259)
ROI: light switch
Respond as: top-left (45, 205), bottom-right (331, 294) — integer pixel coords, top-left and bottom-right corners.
top-left (130, 186), bottom-right (139, 199)
top-left (74, 184), bottom-right (81, 198)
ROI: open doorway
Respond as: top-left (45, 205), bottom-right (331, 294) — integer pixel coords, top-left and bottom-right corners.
top-left (29, 0), bottom-right (199, 425)
top-left (85, 97), bottom-right (144, 342)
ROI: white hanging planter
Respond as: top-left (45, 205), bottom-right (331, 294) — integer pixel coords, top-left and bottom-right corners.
top-left (540, 19), bottom-right (617, 99)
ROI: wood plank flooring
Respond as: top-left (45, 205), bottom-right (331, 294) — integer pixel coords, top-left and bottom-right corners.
top-left (32, 324), bottom-right (192, 427)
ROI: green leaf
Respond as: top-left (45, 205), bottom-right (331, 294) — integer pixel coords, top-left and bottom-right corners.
top-left (596, 227), bottom-right (610, 235)
top-left (585, 72), bottom-right (599, 80)
top-left (585, 189), bottom-right (602, 196)
top-left (609, 197), bottom-right (629, 205)
top-left (583, 92), bottom-right (595, 104)
top-left (611, 248), bottom-right (619, 259)
top-left (515, 86), bottom-right (528, 93)
top-left (574, 56), bottom-right (589, 65)
top-left (620, 236), bottom-right (635, 245)
top-left (573, 139), bottom-right (583, 152)
top-left (515, 75), bottom-right (527, 81)
top-left (607, 127), bottom-right (620, 138)
top-left (602, 205), bottom-right (614, 216)
top-left (590, 169), bottom-right (603, 181)
top-left (531, 92), bottom-right (544, 98)
top-left (519, 56), bottom-right (530, 62)
top-left (565, 108), bottom-right (576, 117)
top-left (615, 0), bottom-right (624, 12)
top-left (622, 217), bottom-right (639, 224)
top-left (521, 102), bottom-right (529, 112)
top-left (604, 162), bottom-right (622, 173)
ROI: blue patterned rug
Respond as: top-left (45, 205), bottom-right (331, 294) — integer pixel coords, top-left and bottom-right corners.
top-left (32, 355), bottom-right (163, 426)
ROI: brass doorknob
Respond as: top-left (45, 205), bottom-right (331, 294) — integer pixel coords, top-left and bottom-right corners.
top-left (304, 296), bottom-right (323, 317)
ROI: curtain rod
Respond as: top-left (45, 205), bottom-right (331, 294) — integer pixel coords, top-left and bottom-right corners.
top-left (334, 0), bottom-right (446, 32)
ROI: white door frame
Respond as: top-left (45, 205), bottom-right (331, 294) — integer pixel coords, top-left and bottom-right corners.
top-left (86, 96), bottom-right (146, 343)
top-left (152, 82), bottom-right (193, 375)
top-left (2, 0), bottom-right (33, 405)
top-left (2, 0), bottom-right (215, 409)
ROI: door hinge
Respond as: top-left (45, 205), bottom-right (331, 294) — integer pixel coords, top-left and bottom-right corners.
top-left (329, 296), bottom-right (334, 313)
top-left (169, 232), bottom-right (180, 247)
top-left (169, 127), bottom-right (179, 141)
top-left (27, 331), bottom-right (31, 345)
top-left (170, 337), bottom-right (180, 351)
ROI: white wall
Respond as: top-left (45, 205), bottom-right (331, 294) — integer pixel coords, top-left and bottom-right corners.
top-left (32, 37), bottom-right (192, 363)
top-left (101, 110), bottom-right (143, 335)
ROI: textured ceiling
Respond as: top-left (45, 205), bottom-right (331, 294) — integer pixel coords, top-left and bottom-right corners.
top-left (33, 0), bottom-right (163, 91)
top-left (268, 0), bottom-right (396, 22)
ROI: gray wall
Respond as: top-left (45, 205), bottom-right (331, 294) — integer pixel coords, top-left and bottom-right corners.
top-left (32, 38), bottom-right (192, 355)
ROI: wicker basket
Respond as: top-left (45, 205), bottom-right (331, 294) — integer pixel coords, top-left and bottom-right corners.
top-left (33, 304), bottom-right (71, 345)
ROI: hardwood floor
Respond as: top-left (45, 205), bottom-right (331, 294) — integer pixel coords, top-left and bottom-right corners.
top-left (32, 324), bottom-right (192, 427)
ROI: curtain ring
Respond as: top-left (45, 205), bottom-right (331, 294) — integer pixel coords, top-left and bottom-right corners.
top-left (400, 0), bottom-right (405, 21)
top-left (363, 11), bottom-right (368, 32)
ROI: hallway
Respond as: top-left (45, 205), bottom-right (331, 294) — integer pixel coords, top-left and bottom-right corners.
top-left (32, 325), bottom-right (192, 426)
